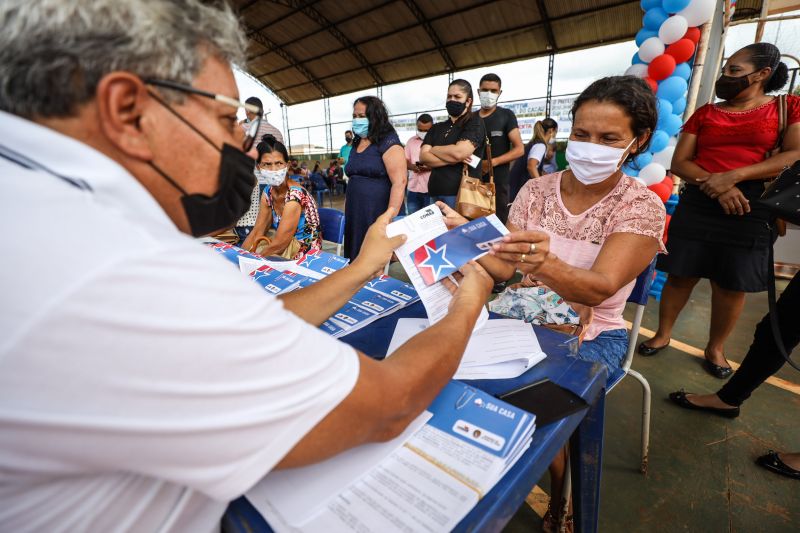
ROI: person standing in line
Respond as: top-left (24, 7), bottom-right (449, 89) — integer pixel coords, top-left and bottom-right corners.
top-left (542, 140), bottom-right (558, 175)
top-left (638, 43), bottom-right (800, 379)
top-left (420, 79), bottom-right (486, 209)
top-left (339, 129), bottom-right (354, 183)
top-left (404, 113), bottom-right (434, 214)
top-left (508, 117), bottom-right (558, 203)
top-left (343, 96), bottom-right (406, 259)
top-left (477, 73), bottom-right (524, 223)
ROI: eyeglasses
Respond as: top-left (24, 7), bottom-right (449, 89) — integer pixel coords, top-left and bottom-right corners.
top-left (143, 78), bottom-right (263, 152)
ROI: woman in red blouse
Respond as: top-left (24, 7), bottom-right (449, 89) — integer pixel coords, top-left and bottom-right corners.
top-left (639, 43), bottom-right (800, 378)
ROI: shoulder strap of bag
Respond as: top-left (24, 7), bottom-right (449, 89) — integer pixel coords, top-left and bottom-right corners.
top-left (767, 235), bottom-right (800, 371)
top-left (480, 116), bottom-right (494, 185)
top-left (774, 94), bottom-right (788, 151)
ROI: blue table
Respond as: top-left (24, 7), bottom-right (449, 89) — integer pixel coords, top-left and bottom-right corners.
top-left (225, 302), bottom-right (607, 533)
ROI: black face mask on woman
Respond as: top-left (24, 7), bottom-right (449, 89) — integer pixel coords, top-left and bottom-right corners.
top-left (446, 100), bottom-right (467, 117)
top-left (714, 73), bottom-right (753, 101)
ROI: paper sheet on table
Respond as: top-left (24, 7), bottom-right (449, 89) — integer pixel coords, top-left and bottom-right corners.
top-left (246, 411), bottom-right (432, 528)
top-left (387, 206), bottom-right (487, 328)
top-left (386, 318), bottom-right (546, 379)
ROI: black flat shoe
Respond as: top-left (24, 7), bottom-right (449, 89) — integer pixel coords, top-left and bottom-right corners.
top-left (668, 390), bottom-right (740, 418)
top-left (637, 341), bottom-right (670, 356)
top-left (756, 451), bottom-right (800, 480)
top-left (703, 359), bottom-right (733, 379)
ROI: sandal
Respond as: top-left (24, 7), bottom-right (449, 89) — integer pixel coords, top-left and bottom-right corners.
top-left (756, 451), bottom-right (800, 480)
top-left (542, 503), bottom-right (573, 533)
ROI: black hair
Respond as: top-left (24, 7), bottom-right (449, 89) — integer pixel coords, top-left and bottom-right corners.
top-left (740, 42), bottom-right (789, 93)
top-left (313, 161), bottom-right (321, 172)
top-left (353, 95), bottom-right (396, 144)
top-left (417, 113), bottom-right (433, 124)
top-left (448, 78), bottom-right (474, 125)
top-left (256, 134), bottom-right (289, 164)
top-left (570, 76), bottom-right (657, 164)
top-left (345, 130), bottom-right (353, 135)
top-left (245, 96), bottom-right (263, 111)
top-left (479, 73), bottom-right (502, 87)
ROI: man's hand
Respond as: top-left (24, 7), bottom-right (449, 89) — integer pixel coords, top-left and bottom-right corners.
top-left (717, 186), bottom-right (751, 215)
top-left (446, 261), bottom-right (494, 315)
top-left (436, 201), bottom-right (468, 230)
top-left (351, 207), bottom-right (407, 277)
top-left (698, 170), bottom-right (740, 198)
top-left (489, 230), bottom-right (551, 275)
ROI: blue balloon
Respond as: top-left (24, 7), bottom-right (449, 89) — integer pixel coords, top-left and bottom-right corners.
top-left (622, 162), bottom-right (640, 177)
top-left (650, 130), bottom-right (670, 153)
top-left (634, 151), bottom-right (653, 168)
top-left (657, 76), bottom-right (688, 102)
top-left (662, 0), bottom-right (690, 13)
top-left (643, 7), bottom-right (669, 30)
top-left (672, 97), bottom-right (687, 115)
top-left (662, 113), bottom-right (683, 137)
top-left (641, 0), bottom-right (662, 10)
top-left (635, 28), bottom-right (658, 47)
top-left (673, 62), bottom-right (692, 80)
top-left (657, 98), bottom-right (673, 117)
top-left (632, 52), bottom-right (646, 65)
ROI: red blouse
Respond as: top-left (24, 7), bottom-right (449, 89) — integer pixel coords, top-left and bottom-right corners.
top-left (682, 95), bottom-right (800, 174)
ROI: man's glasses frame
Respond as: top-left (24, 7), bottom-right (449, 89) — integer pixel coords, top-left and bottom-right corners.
top-left (143, 78), bottom-right (263, 152)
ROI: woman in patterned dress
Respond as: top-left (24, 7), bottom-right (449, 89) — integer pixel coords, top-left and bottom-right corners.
top-left (242, 135), bottom-right (322, 259)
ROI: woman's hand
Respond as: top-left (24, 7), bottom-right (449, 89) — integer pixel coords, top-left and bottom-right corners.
top-left (351, 207), bottom-right (407, 277)
top-left (717, 186), bottom-right (751, 215)
top-left (436, 201), bottom-right (468, 230)
top-left (698, 170), bottom-right (740, 198)
top-left (488, 230), bottom-right (551, 275)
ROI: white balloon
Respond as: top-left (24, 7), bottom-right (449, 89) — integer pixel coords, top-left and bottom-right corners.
top-left (668, 136), bottom-right (678, 147)
top-left (652, 146), bottom-right (676, 169)
top-left (677, 0), bottom-right (716, 27)
top-left (658, 15), bottom-right (688, 45)
top-left (639, 162), bottom-right (667, 185)
top-left (638, 37), bottom-right (666, 63)
top-left (625, 64), bottom-right (649, 78)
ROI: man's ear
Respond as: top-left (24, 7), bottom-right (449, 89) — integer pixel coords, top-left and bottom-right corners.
top-left (95, 72), bottom-right (154, 161)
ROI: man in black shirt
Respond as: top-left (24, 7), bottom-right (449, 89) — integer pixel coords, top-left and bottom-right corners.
top-left (477, 73), bottom-right (524, 223)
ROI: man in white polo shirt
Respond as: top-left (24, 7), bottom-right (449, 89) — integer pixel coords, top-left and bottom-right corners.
top-left (0, 1), bottom-right (492, 531)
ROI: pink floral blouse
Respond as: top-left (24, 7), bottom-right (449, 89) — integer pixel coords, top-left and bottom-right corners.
top-left (509, 172), bottom-right (666, 340)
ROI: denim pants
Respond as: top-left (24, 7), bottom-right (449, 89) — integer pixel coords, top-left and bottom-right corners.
top-left (430, 195), bottom-right (457, 209)
top-left (405, 191), bottom-right (431, 214)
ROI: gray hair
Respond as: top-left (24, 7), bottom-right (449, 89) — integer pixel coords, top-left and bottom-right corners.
top-left (0, 0), bottom-right (247, 118)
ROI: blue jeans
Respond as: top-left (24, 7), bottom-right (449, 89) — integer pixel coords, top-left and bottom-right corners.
top-left (430, 195), bottom-right (457, 209)
top-left (405, 191), bottom-right (431, 214)
top-left (577, 328), bottom-right (628, 377)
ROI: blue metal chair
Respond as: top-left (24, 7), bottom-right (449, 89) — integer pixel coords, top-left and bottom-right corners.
top-left (318, 207), bottom-right (345, 256)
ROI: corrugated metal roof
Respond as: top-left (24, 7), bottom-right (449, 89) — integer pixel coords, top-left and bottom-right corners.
top-left (232, 0), bottom-right (766, 105)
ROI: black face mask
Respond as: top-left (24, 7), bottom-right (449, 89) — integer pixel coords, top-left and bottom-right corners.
top-left (152, 144), bottom-right (255, 237)
top-left (715, 73), bottom-right (753, 101)
top-left (446, 100), bottom-right (467, 117)
top-left (345, 136), bottom-right (353, 142)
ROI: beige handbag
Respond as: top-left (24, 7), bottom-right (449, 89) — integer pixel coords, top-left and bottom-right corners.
top-left (456, 128), bottom-right (495, 220)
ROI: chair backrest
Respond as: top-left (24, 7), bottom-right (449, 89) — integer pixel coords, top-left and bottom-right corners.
top-left (318, 207), bottom-right (345, 245)
top-left (627, 259), bottom-right (657, 306)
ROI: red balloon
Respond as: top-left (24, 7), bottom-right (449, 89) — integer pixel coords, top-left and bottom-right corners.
top-left (663, 214), bottom-right (672, 243)
top-left (648, 54), bottom-right (677, 81)
top-left (662, 176), bottom-right (674, 191)
top-left (648, 182), bottom-right (671, 202)
top-left (666, 39), bottom-right (696, 64)
top-left (683, 27), bottom-right (701, 44)
top-left (643, 76), bottom-right (658, 92)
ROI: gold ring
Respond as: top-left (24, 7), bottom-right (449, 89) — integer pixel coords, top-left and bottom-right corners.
top-left (520, 254), bottom-right (526, 263)
top-left (530, 243), bottom-right (536, 253)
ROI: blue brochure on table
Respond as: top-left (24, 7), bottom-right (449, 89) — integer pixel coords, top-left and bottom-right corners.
top-left (410, 215), bottom-right (509, 286)
top-left (349, 288), bottom-right (401, 315)
top-left (330, 303), bottom-right (376, 329)
top-left (319, 319), bottom-right (345, 337)
top-left (363, 275), bottom-right (420, 305)
top-left (206, 242), bottom-right (263, 267)
top-left (427, 381), bottom-right (534, 459)
top-left (296, 250), bottom-right (349, 276)
top-left (250, 266), bottom-right (302, 295)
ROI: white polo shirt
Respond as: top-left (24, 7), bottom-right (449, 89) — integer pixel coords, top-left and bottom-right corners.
top-left (0, 111), bottom-right (359, 532)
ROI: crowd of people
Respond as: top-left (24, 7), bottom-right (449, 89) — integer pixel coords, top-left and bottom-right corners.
top-left (1, 0), bottom-right (798, 531)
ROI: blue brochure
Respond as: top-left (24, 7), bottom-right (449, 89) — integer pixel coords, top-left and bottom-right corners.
top-left (410, 215), bottom-right (509, 286)
top-left (362, 275), bottom-right (420, 305)
top-left (296, 250), bottom-right (349, 276)
top-left (349, 288), bottom-right (401, 315)
top-left (319, 319), bottom-right (345, 337)
top-left (206, 242), bottom-right (263, 266)
top-left (426, 381), bottom-right (533, 458)
top-left (330, 303), bottom-right (375, 329)
top-left (250, 266), bottom-right (302, 295)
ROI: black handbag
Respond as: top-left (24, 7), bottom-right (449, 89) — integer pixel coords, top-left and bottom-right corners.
top-left (756, 160), bottom-right (800, 371)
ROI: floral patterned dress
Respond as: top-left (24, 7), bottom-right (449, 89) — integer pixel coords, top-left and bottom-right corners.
top-left (264, 185), bottom-right (322, 259)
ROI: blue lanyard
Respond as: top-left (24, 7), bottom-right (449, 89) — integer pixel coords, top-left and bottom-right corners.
top-left (0, 143), bottom-right (93, 191)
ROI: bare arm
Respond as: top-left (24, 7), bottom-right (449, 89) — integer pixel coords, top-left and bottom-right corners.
top-left (430, 139), bottom-right (476, 163)
top-left (257, 201), bottom-right (301, 257)
top-left (671, 132), bottom-right (711, 185)
top-left (383, 144), bottom-right (408, 212)
top-left (491, 128), bottom-right (524, 167)
top-left (276, 262), bottom-right (494, 468)
top-left (527, 157), bottom-right (541, 179)
top-left (241, 194), bottom-right (272, 251)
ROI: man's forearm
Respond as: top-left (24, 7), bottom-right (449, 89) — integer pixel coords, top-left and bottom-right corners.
top-left (278, 262), bottom-right (374, 325)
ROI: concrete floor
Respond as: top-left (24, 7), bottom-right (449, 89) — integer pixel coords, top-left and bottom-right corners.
top-left (322, 193), bottom-right (799, 532)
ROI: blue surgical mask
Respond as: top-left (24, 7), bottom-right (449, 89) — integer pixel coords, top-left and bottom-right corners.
top-left (352, 117), bottom-right (369, 137)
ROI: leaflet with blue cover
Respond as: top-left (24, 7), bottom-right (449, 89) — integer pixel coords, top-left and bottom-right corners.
top-left (205, 241), bottom-right (264, 266)
top-left (410, 214), bottom-right (509, 286)
top-left (250, 265), bottom-right (302, 295)
top-left (361, 275), bottom-right (419, 305)
top-left (348, 288), bottom-right (401, 315)
top-left (319, 319), bottom-right (345, 337)
top-left (296, 250), bottom-right (349, 277)
top-left (330, 303), bottom-right (376, 330)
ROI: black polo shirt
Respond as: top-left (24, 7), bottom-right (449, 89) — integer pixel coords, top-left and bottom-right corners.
top-left (423, 114), bottom-right (486, 196)
top-left (480, 106), bottom-right (519, 182)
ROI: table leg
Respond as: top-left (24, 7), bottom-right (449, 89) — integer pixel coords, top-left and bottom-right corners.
top-left (569, 389), bottom-right (606, 533)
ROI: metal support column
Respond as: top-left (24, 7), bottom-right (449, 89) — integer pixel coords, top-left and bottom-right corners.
top-left (448, 71), bottom-right (454, 83)
top-left (545, 52), bottom-right (554, 117)
top-left (323, 97), bottom-right (332, 154)
top-left (281, 103), bottom-right (292, 155)
top-left (377, 85), bottom-right (383, 99)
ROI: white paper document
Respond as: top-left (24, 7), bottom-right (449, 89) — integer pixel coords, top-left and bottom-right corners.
top-left (386, 318), bottom-right (546, 380)
top-left (386, 206), bottom-right (488, 328)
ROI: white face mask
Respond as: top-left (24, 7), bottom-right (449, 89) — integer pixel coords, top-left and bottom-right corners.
top-left (565, 139), bottom-right (636, 186)
top-left (416, 130), bottom-right (427, 140)
top-left (258, 167), bottom-right (287, 187)
top-left (478, 91), bottom-right (499, 109)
